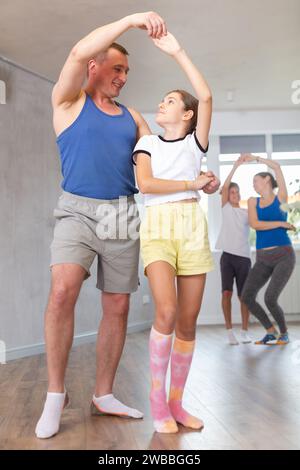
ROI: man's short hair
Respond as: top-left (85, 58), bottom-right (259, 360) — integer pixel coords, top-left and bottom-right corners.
top-left (96, 42), bottom-right (129, 63)
top-left (109, 42), bottom-right (129, 56)
top-left (87, 42), bottom-right (129, 77)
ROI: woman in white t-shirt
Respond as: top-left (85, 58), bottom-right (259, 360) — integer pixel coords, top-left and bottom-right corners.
top-left (133, 32), bottom-right (220, 434)
top-left (216, 156), bottom-right (251, 345)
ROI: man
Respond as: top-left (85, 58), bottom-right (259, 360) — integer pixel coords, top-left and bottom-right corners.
top-left (36, 11), bottom-right (219, 439)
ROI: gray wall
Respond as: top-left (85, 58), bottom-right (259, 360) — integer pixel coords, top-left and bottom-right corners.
top-left (0, 58), bottom-right (153, 361)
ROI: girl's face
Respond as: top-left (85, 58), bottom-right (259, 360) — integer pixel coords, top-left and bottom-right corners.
top-left (229, 186), bottom-right (241, 205)
top-left (155, 92), bottom-right (186, 128)
top-left (253, 175), bottom-right (268, 195)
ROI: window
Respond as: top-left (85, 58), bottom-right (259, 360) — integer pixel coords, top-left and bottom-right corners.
top-left (218, 134), bottom-right (267, 207)
top-left (279, 165), bottom-right (300, 245)
top-left (219, 157), bottom-right (267, 208)
top-left (213, 133), bottom-right (300, 248)
top-left (272, 134), bottom-right (300, 153)
top-left (271, 134), bottom-right (300, 245)
top-left (219, 158), bottom-right (268, 248)
top-left (220, 135), bottom-right (266, 155)
top-left (272, 151), bottom-right (300, 160)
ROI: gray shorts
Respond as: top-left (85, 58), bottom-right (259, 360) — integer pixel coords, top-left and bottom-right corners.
top-left (50, 191), bottom-right (140, 293)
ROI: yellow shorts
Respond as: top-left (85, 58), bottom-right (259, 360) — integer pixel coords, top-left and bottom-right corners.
top-left (140, 202), bottom-right (215, 276)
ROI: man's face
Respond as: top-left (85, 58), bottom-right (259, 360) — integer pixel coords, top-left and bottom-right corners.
top-left (90, 48), bottom-right (129, 98)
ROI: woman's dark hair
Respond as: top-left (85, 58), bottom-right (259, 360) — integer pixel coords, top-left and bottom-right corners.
top-left (255, 172), bottom-right (278, 189)
top-left (167, 89), bottom-right (198, 134)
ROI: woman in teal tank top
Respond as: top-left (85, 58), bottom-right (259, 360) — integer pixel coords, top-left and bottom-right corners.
top-left (241, 154), bottom-right (296, 345)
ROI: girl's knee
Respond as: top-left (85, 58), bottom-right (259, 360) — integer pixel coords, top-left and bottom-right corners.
top-left (175, 325), bottom-right (196, 341)
top-left (155, 304), bottom-right (176, 333)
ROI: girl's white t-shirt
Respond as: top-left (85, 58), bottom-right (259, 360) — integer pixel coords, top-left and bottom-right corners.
top-left (132, 132), bottom-right (208, 207)
top-left (215, 202), bottom-right (250, 258)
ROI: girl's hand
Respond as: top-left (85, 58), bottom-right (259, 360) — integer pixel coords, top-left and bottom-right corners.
top-left (191, 174), bottom-right (214, 190)
top-left (202, 171), bottom-right (221, 194)
top-left (240, 153), bottom-right (259, 163)
top-left (190, 173), bottom-right (214, 191)
top-left (234, 155), bottom-right (247, 167)
top-left (281, 221), bottom-right (296, 231)
top-left (152, 32), bottom-right (182, 56)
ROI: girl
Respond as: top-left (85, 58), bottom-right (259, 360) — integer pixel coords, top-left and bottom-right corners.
top-left (241, 154), bottom-right (296, 345)
top-left (133, 32), bottom-right (219, 433)
top-left (216, 156), bottom-right (252, 345)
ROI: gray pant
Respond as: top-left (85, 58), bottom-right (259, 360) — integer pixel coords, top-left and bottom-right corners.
top-left (241, 246), bottom-right (296, 334)
top-left (50, 191), bottom-right (141, 293)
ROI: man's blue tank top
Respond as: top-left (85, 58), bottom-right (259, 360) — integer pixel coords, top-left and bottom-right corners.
top-left (256, 196), bottom-right (291, 249)
top-left (56, 93), bottom-right (138, 199)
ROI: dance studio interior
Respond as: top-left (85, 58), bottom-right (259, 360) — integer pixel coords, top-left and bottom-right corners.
top-left (0, 0), bottom-right (300, 456)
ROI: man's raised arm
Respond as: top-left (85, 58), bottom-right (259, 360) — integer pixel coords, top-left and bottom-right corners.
top-left (52, 12), bottom-right (167, 107)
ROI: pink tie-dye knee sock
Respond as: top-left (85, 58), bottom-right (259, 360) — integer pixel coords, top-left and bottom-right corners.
top-left (149, 326), bottom-right (178, 433)
top-left (169, 336), bottom-right (204, 430)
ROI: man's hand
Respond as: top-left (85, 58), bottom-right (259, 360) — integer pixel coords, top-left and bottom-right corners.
top-left (201, 171), bottom-right (220, 194)
top-left (128, 12), bottom-right (167, 38)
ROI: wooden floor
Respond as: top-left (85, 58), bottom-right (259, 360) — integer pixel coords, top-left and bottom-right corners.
top-left (1, 323), bottom-right (300, 450)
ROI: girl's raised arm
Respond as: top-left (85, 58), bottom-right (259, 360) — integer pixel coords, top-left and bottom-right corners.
top-left (153, 32), bottom-right (212, 150)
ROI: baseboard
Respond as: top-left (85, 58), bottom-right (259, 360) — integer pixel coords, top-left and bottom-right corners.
top-left (198, 313), bottom-right (300, 325)
top-left (5, 320), bottom-right (153, 362)
top-left (4, 316), bottom-right (299, 362)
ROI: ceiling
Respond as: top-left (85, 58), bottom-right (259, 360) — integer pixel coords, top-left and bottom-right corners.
top-left (0, 0), bottom-right (299, 112)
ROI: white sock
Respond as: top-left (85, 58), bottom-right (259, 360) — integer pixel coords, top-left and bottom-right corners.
top-left (227, 329), bottom-right (239, 345)
top-left (240, 330), bottom-right (252, 343)
top-left (35, 391), bottom-right (67, 439)
top-left (92, 394), bottom-right (143, 419)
